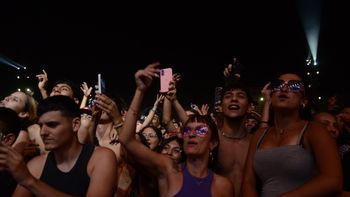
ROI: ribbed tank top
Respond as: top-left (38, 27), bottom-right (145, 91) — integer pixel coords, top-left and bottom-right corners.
top-left (40, 144), bottom-right (94, 197)
top-left (173, 163), bottom-right (213, 197)
top-left (254, 122), bottom-right (315, 197)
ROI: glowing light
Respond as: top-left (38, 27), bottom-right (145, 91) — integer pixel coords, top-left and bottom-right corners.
top-left (17, 76), bottom-right (20, 79)
top-left (316, 71), bottom-right (319, 74)
top-left (27, 76), bottom-right (30, 79)
top-left (26, 88), bottom-right (31, 92)
top-left (260, 97), bottom-right (264, 101)
top-left (307, 72), bottom-right (310, 75)
top-left (298, 0), bottom-right (322, 66)
top-left (318, 96), bottom-right (322, 100)
top-left (308, 84), bottom-right (312, 88)
top-left (17, 88), bottom-right (21, 91)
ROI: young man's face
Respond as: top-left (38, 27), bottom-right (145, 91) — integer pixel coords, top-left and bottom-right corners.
top-left (221, 89), bottom-right (250, 119)
top-left (50, 83), bottom-right (75, 98)
top-left (38, 111), bottom-right (80, 151)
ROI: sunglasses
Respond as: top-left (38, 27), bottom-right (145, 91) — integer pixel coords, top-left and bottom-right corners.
top-left (183, 125), bottom-right (209, 137)
top-left (271, 80), bottom-right (304, 93)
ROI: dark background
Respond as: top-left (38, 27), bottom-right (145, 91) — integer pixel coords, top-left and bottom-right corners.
top-left (0, 1), bottom-right (348, 110)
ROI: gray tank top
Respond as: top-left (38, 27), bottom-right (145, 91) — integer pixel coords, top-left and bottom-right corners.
top-left (254, 122), bottom-right (315, 197)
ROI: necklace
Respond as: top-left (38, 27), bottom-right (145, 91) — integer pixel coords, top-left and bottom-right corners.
top-left (194, 177), bottom-right (207, 186)
top-left (221, 130), bottom-right (248, 140)
top-left (275, 120), bottom-right (305, 135)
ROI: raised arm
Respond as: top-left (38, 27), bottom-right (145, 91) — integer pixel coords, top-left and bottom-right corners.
top-left (79, 82), bottom-right (93, 109)
top-left (167, 74), bottom-right (188, 125)
top-left (259, 82), bottom-right (271, 129)
top-left (35, 70), bottom-right (48, 99)
top-left (162, 74), bottom-right (181, 134)
top-left (118, 63), bottom-right (171, 176)
top-left (137, 94), bottom-right (164, 132)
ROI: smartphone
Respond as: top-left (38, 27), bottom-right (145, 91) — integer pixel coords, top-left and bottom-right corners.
top-left (214, 86), bottom-right (223, 106)
top-left (96, 73), bottom-right (106, 94)
top-left (160, 68), bottom-right (172, 93)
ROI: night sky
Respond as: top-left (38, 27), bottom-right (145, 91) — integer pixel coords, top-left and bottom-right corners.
top-left (0, 1), bottom-right (348, 109)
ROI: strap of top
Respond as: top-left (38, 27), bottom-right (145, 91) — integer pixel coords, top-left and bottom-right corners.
top-left (256, 121), bottom-right (309, 149)
top-left (297, 121), bottom-right (309, 146)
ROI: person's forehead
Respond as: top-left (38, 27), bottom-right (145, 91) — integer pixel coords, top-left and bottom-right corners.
top-left (167, 140), bottom-right (180, 148)
top-left (143, 127), bottom-right (156, 133)
top-left (11, 92), bottom-right (26, 99)
top-left (223, 89), bottom-right (247, 95)
top-left (279, 74), bottom-right (302, 81)
top-left (54, 83), bottom-right (72, 89)
top-left (186, 121), bottom-right (207, 128)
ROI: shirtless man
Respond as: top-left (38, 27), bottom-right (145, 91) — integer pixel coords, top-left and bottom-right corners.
top-left (216, 82), bottom-right (253, 197)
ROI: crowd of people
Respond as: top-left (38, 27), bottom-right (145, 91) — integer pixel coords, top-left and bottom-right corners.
top-left (0, 60), bottom-right (349, 197)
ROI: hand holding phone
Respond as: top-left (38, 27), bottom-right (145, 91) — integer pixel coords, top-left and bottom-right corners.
top-left (160, 68), bottom-right (172, 93)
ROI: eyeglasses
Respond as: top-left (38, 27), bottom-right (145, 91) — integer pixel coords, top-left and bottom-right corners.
top-left (183, 126), bottom-right (209, 137)
top-left (271, 80), bottom-right (304, 93)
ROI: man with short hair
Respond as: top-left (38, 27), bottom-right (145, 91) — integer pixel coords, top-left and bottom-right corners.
top-left (1, 95), bottom-right (117, 196)
top-left (216, 82), bottom-right (253, 197)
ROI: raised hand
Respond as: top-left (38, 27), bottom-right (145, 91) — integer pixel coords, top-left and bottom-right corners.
top-left (81, 82), bottom-right (93, 97)
top-left (201, 104), bottom-right (209, 115)
top-left (165, 73), bottom-right (181, 101)
top-left (261, 82), bottom-right (272, 104)
top-left (223, 58), bottom-right (241, 81)
top-left (36, 69), bottom-right (49, 99)
top-left (36, 69), bottom-right (48, 89)
top-left (134, 62), bottom-right (160, 92)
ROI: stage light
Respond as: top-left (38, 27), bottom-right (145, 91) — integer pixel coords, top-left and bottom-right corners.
top-left (260, 97), bottom-right (264, 101)
top-left (318, 96), bottom-right (322, 100)
top-left (316, 71), bottom-right (319, 74)
top-left (307, 72), bottom-right (310, 75)
top-left (17, 76), bottom-right (20, 79)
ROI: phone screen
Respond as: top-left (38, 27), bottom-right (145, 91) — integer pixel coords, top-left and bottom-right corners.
top-left (160, 68), bottom-right (172, 93)
top-left (97, 73), bottom-right (106, 94)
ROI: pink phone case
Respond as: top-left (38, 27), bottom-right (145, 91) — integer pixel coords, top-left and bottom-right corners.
top-left (160, 68), bottom-right (172, 93)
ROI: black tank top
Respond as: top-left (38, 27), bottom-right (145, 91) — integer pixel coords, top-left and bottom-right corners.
top-left (40, 144), bottom-right (94, 197)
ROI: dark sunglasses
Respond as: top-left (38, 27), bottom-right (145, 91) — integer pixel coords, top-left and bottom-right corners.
top-left (271, 80), bottom-right (304, 93)
top-left (183, 125), bottom-right (209, 137)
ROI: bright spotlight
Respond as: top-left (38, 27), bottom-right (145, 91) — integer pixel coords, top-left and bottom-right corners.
top-left (17, 88), bottom-right (21, 91)
top-left (298, 0), bottom-right (322, 68)
top-left (318, 96), bottom-right (322, 100)
top-left (260, 97), bottom-right (264, 101)
top-left (316, 71), bottom-right (319, 74)
top-left (17, 76), bottom-right (20, 79)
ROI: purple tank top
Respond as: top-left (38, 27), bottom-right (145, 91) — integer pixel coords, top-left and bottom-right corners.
top-left (173, 163), bottom-right (213, 197)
